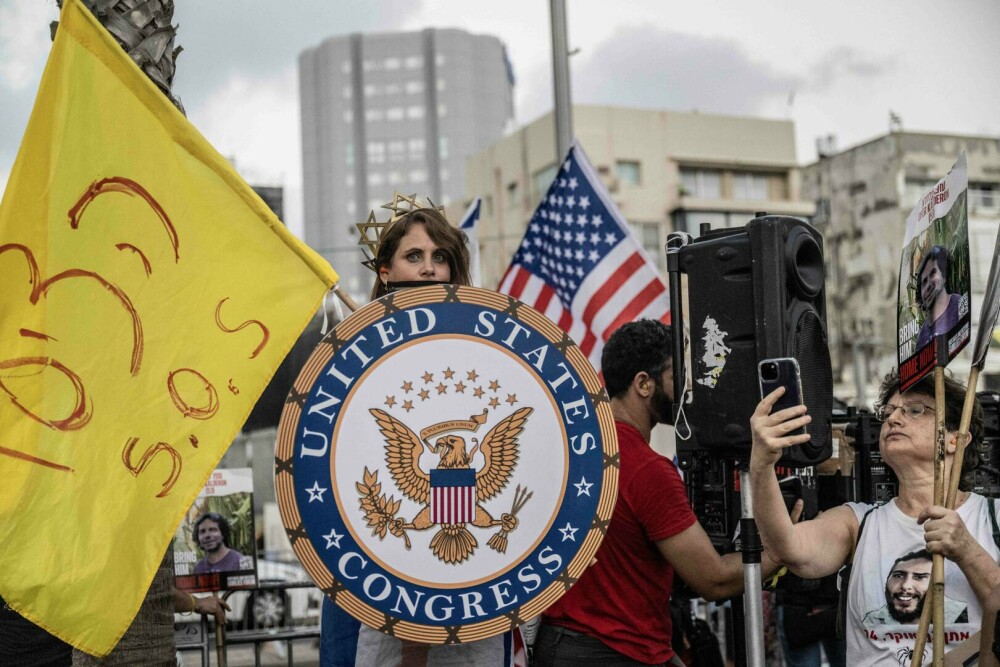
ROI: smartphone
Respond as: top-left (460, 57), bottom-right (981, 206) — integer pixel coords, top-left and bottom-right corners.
top-left (758, 357), bottom-right (806, 436)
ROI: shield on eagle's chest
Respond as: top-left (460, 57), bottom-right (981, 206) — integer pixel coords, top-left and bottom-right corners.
top-left (430, 468), bottom-right (476, 524)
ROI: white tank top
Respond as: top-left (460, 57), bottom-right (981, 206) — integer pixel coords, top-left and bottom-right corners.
top-left (845, 494), bottom-right (1000, 666)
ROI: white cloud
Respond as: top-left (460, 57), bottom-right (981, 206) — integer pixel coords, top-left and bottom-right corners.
top-left (186, 66), bottom-right (302, 233)
top-left (0, 0), bottom-right (55, 90)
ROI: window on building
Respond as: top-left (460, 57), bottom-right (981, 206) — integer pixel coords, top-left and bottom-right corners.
top-left (345, 174), bottom-right (354, 187)
top-left (384, 57), bottom-right (401, 70)
top-left (405, 81), bottom-right (424, 94)
top-left (341, 61), bottom-right (351, 74)
top-left (441, 169), bottom-right (449, 182)
top-left (903, 178), bottom-right (938, 209)
top-left (631, 222), bottom-right (663, 268)
top-left (364, 84), bottom-right (378, 97)
top-left (411, 169), bottom-right (427, 183)
top-left (533, 165), bottom-right (558, 201)
top-left (408, 138), bottom-right (425, 159)
top-left (732, 172), bottom-right (769, 200)
top-left (386, 107), bottom-right (405, 121)
top-left (342, 110), bottom-right (352, 123)
top-left (439, 137), bottom-right (449, 159)
top-left (365, 108), bottom-right (384, 122)
top-left (368, 172), bottom-right (385, 186)
top-left (437, 104), bottom-right (447, 117)
top-left (346, 201), bottom-right (356, 215)
top-left (342, 86), bottom-right (352, 99)
top-left (970, 182), bottom-right (998, 211)
top-left (367, 141), bottom-right (385, 164)
top-left (407, 106), bottom-right (425, 119)
top-left (388, 171), bottom-right (402, 184)
top-left (388, 141), bottom-right (406, 162)
top-left (435, 54), bottom-right (446, 67)
top-left (404, 56), bottom-right (422, 69)
top-left (345, 143), bottom-right (353, 167)
top-left (362, 59), bottom-right (376, 72)
top-left (384, 83), bottom-right (402, 96)
top-left (437, 79), bottom-right (446, 92)
top-left (679, 168), bottom-right (722, 198)
top-left (615, 160), bottom-right (641, 186)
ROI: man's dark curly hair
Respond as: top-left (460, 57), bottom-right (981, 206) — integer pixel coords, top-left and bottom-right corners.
top-left (601, 319), bottom-right (673, 399)
top-left (194, 512), bottom-right (231, 549)
top-left (875, 368), bottom-right (983, 491)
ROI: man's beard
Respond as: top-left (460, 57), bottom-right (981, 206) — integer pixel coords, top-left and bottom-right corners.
top-left (885, 586), bottom-right (924, 624)
top-left (652, 379), bottom-right (675, 426)
top-left (201, 540), bottom-right (222, 554)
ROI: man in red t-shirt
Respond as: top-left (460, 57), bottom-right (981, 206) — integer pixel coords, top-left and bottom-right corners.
top-left (536, 319), bottom-right (780, 666)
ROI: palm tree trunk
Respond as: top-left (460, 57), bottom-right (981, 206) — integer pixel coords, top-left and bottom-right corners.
top-left (52, 0), bottom-right (185, 113)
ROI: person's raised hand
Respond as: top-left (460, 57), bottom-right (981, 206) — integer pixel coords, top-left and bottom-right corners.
top-left (750, 387), bottom-right (811, 471)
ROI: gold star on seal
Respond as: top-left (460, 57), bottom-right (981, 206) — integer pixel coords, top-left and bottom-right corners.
top-left (489, 379), bottom-right (500, 392)
top-left (443, 367), bottom-right (455, 380)
top-left (422, 371), bottom-right (434, 384)
top-left (473, 386), bottom-right (485, 399)
top-left (436, 383), bottom-right (448, 395)
top-left (401, 380), bottom-right (413, 393)
top-left (419, 389), bottom-right (430, 401)
top-left (454, 381), bottom-right (466, 394)
top-left (402, 400), bottom-right (414, 412)
top-left (489, 397), bottom-right (500, 409)
top-left (506, 394), bottom-right (518, 406)
top-left (384, 395), bottom-right (396, 408)
top-left (467, 370), bottom-right (479, 381)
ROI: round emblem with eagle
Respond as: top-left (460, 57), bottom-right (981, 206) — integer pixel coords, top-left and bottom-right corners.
top-left (276, 285), bottom-right (617, 643)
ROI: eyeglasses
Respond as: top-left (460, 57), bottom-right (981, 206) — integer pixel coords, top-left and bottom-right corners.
top-left (874, 401), bottom-right (936, 421)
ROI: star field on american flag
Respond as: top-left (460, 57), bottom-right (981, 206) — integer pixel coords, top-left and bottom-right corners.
top-left (513, 165), bottom-right (617, 305)
top-left (500, 142), bottom-right (670, 369)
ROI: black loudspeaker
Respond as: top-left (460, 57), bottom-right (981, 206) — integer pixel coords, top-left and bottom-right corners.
top-left (677, 215), bottom-right (832, 467)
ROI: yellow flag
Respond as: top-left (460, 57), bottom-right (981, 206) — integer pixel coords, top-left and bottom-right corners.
top-left (0, 0), bottom-right (337, 655)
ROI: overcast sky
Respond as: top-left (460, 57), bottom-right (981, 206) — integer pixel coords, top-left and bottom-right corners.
top-left (2, 0), bottom-right (998, 236)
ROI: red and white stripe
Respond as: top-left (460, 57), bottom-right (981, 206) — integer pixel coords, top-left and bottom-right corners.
top-left (431, 484), bottom-right (475, 524)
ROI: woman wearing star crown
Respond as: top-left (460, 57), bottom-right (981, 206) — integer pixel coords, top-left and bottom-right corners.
top-left (321, 194), bottom-right (526, 667)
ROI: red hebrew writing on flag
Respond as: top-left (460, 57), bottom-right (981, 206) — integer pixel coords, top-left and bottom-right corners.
top-left (498, 142), bottom-right (670, 369)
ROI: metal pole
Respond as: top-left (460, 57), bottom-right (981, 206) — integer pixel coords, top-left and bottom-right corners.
top-left (549, 0), bottom-right (573, 160)
top-left (739, 467), bottom-right (766, 667)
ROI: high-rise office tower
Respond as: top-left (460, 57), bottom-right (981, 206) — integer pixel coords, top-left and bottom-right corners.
top-left (299, 28), bottom-right (515, 299)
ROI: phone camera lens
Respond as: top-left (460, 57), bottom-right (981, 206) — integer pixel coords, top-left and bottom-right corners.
top-left (762, 363), bottom-right (778, 381)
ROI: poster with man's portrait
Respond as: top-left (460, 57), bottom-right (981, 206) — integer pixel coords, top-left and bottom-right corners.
top-left (897, 153), bottom-right (971, 390)
top-left (173, 468), bottom-right (258, 593)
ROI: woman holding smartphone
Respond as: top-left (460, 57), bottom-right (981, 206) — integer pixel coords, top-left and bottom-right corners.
top-left (749, 369), bottom-right (999, 666)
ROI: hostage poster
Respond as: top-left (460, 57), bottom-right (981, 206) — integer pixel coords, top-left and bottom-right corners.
top-left (897, 153), bottom-right (971, 390)
top-left (173, 468), bottom-right (258, 593)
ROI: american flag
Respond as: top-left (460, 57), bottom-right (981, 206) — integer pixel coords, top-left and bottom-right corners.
top-left (430, 468), bottom-right (476, 524)
top-left (498, 142), bottom-right (670, 369)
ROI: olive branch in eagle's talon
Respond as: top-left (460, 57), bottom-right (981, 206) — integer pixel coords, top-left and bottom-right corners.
top-left (356, 467), bottom-right (411, 549)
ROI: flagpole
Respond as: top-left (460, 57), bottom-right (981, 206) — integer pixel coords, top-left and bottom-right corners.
top-left (549, 0), bottom-right (573, 160)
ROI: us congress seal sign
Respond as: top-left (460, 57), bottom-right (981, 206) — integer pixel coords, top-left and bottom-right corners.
top-left (276, 285), bottom-right (617, 643)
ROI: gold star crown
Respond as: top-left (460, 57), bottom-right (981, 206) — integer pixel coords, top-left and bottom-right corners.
top-left (357, 192), bottom-right (444, 272)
